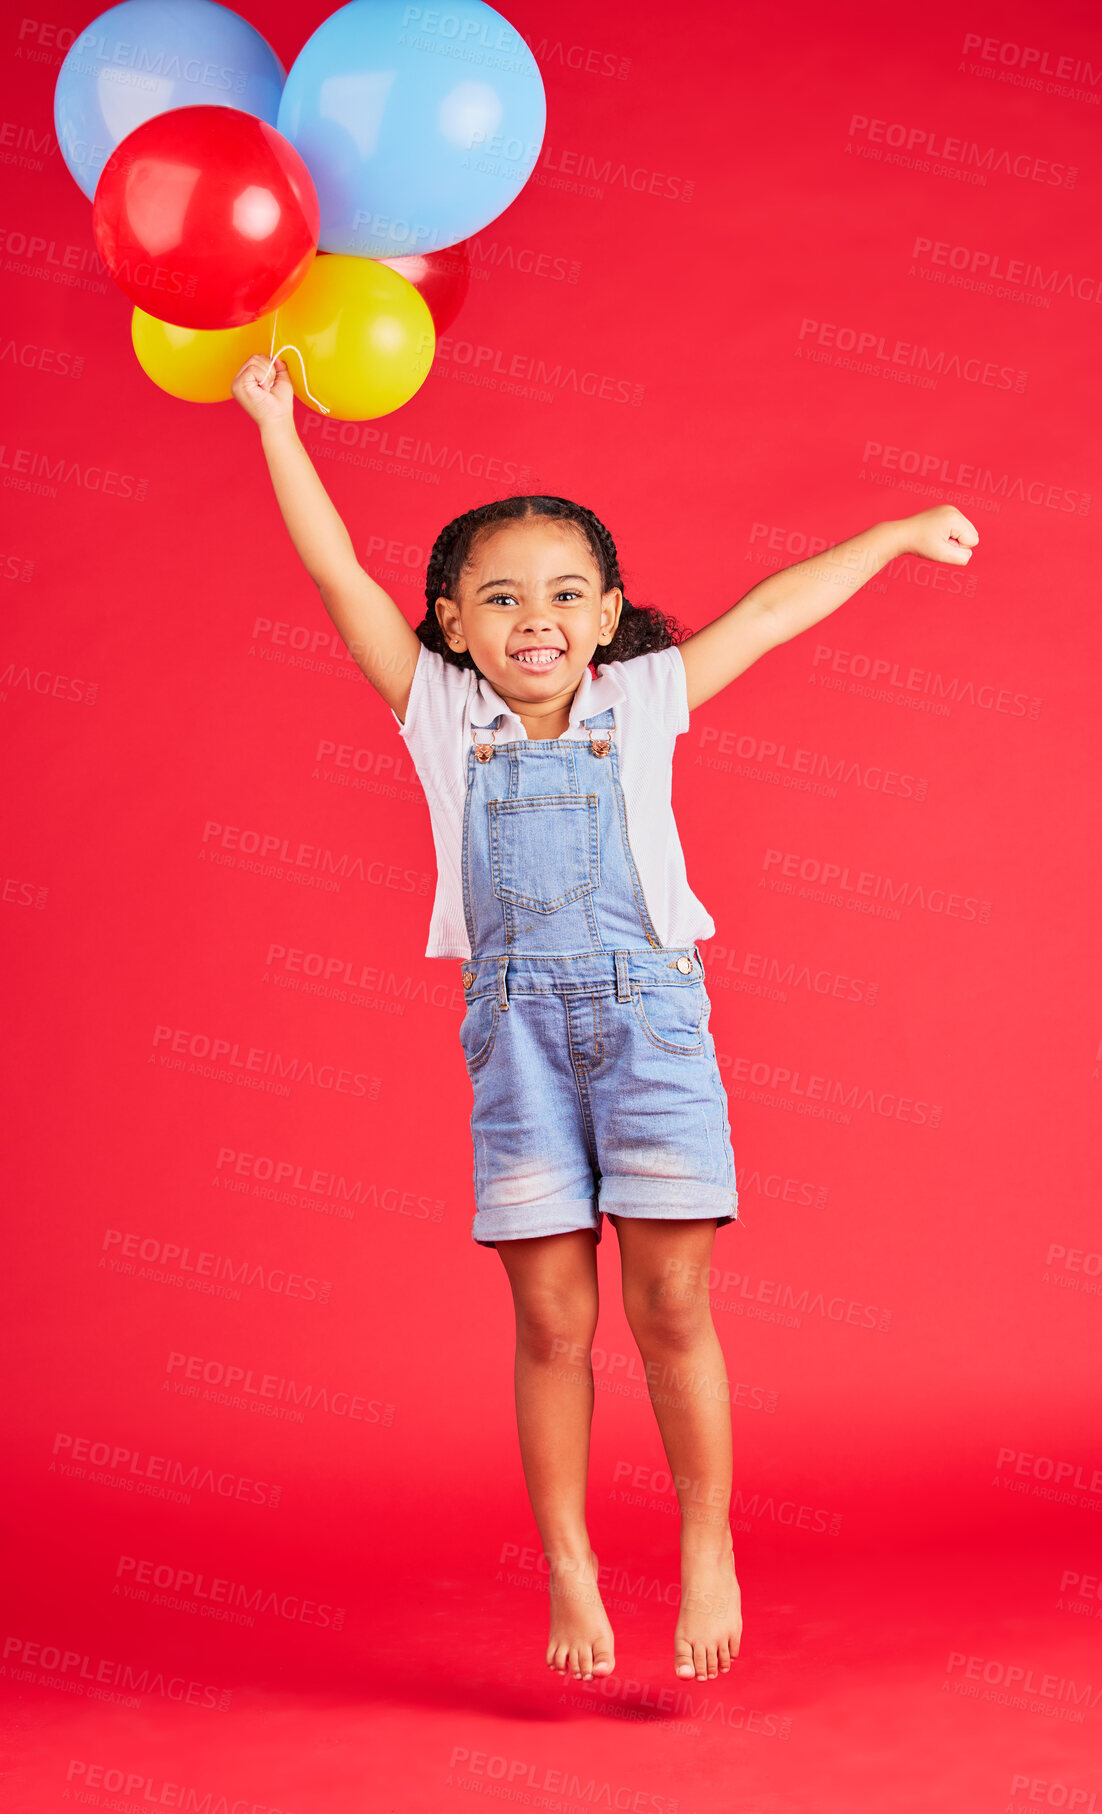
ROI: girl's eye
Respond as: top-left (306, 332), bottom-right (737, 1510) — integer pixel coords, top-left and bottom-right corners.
top-left (484, 590), bottom-right (583, 606)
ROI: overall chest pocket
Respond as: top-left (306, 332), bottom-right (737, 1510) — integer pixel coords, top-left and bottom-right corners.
top-left (489, 794), bottom-right (600, 913)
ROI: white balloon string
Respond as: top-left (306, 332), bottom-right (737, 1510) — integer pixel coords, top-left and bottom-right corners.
top-left (263, 309), bottom-right (330, 414)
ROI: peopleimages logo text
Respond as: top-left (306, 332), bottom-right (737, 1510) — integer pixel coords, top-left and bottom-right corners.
top-left (2, 1636), bottom-right (231, 1711)
top-left (860, 440), bottom-right (1090, 513)
top-left (847, 113), bottom-right (1077, 186)
top-left (762, 848), bottom-right (991, 923)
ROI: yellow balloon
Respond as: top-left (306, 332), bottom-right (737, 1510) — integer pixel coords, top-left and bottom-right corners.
top-left (131, 307), bottom-right (276, 403)
top-left (272, 254), bottom-right (435, 421)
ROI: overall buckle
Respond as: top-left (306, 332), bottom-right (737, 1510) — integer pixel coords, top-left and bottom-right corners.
top-left (472, 727), bottom-right (496, 762)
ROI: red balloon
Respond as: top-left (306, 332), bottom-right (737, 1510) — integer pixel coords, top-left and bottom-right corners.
top-left (378, 243), bottom-right (471, 335)
top-left (92, 106), bottom-right (319, 331)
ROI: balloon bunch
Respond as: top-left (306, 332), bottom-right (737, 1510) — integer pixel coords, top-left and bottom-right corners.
top-left (54, 0), bottom-right (546, 418)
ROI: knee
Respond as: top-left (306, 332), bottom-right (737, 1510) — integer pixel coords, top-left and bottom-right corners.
top-left (514, 1288), bottom-right (597, 1364)
top-left (624, 1278), bottom-right (709, 1352)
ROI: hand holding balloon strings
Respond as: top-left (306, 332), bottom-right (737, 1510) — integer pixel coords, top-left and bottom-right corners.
top-left (264, 311), bottom-right (330, 415)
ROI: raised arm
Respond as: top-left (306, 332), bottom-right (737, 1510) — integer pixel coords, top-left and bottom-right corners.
top-left (677, 506), bottom-right (979, 712)
top-left (231, 355), bottom-right (421, 722)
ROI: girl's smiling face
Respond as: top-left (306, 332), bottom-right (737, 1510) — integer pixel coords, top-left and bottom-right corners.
top-left (434, 519), bottom-right (623, 723)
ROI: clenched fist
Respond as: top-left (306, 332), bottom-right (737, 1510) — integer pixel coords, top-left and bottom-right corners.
top-left (896, 506), bottom-right (979, 566)
top-left (231, 354), bottom-right (295, 428)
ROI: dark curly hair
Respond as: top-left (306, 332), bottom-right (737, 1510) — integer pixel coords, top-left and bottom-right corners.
top-left (416, 495), bottom-right (687, 671)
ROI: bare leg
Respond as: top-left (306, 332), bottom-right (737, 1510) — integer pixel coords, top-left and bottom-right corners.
top-left (609, 1213), bottom-right (742, 1681)
top-left (496, 1229), bottom-right (615, 1680)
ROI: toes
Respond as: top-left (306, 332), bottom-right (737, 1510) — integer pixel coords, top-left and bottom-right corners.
top-left (592, 1640), bottom-right (615, 1677)
top-left (717, 1639), bottom-right (732, 1672)
top-left (705, 1643), bottom-right (719, 1679)
top-left (674, 1635), bottom-right (695, 1678)
top-left (693, 1641), bottom-right (709, 1680)
top-left (573, 1644), bottom-right (593, 1680)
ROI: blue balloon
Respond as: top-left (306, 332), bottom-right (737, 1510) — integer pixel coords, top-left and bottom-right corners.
top-left (277, 0), bottom-right (546, 258)
top-left (54, 0), bottom-right (285, 201)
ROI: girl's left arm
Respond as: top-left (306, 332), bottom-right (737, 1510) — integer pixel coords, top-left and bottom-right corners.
top-left (678, 505), bottom-right (979, 711)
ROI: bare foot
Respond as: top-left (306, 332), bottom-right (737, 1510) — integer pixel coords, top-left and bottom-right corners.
top-left (545, 1547), bottom-right (616, 1680)
top-left (674, 1531), bottom-right (741, 1679)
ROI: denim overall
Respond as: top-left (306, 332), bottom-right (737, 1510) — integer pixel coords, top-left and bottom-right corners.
top-left (457, 703), bottom-right (738, 1247)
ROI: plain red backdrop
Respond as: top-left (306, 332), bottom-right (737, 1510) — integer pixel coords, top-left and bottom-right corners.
top-left (2, 0), bottom-right (1100, 1808)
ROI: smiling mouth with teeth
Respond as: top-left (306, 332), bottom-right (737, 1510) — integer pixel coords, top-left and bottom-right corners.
top-left (509, 648), bottom-right (564, 668)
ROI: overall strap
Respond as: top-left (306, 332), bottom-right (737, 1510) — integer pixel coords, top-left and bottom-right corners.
top-left (580, 703), bottom-right (615, 755)
top-left (469, 711), bottom-right (504, 763)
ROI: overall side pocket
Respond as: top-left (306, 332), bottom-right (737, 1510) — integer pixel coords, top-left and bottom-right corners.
top-left (631, 980), bottom-right (707, 1056)
top-left (459, 992), bottom-right (501, 1074)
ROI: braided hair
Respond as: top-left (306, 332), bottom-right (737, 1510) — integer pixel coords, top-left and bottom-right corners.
top-left (416, 495), bottom-right (686, 671)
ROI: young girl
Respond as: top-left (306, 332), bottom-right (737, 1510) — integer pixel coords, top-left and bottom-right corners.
top-left (233, 354), bottom-right (978, 1687)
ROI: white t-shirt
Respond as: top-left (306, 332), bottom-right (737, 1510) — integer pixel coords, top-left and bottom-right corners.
top-left (390, 641), bottom-right (716, 960)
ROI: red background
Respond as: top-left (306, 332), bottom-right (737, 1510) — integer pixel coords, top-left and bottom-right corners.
top-left (2, 0), bottom-right (1100, 1807)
